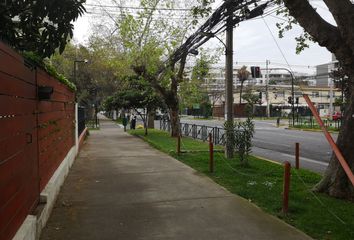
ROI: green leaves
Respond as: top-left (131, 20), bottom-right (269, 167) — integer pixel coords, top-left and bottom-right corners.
top-left (225, 118), bottom-right (255, 167)
top-left (275, 2), bottom-right (314, 54)
top-left (23, 51), bottom-right (76, 91)
top-left (294, 32), bottom-right (313, 54)
top-left (0, 0), bottom-right (86, 58)
top-left (179, 50), bottom-right (216, 110)
top-left (191, 0), bottom-right (215, 23)
top-left (104, 75), bottom-right (164, 112)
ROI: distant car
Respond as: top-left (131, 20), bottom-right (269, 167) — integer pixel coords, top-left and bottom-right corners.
top-left (331, 112), bottom-right (342, 121)
top-left (154, 113), bottom-right (169, 120)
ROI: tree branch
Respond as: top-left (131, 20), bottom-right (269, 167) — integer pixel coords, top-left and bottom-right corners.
top-left (177, 53), bottom-right (187, 83)
top-left (138, 0), bottom-right (161, 48)
top-left (323, 0), bottom-right (354, 53)
top-left (283, 0), bottom-right (353, 69)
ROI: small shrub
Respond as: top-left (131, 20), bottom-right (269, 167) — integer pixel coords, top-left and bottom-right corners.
top-left (234, 117), bottom-right (255, 166)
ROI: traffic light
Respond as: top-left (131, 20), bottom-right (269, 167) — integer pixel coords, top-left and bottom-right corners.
top-left (251, 66), bottom-right (261, 78)
top-left (288, 96), bottom-right (293, 104)
top-left (295, 97), bottom-right (299, 104)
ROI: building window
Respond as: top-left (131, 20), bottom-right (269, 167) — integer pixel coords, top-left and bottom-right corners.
top-left (276, 91), bottom-right (285, 98)
top-left (312, 91), bottom-right (319, 97)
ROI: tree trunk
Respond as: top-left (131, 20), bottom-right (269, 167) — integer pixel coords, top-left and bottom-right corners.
top-left (239, 81), bottom-right (244, 105)
top-left (315, 79), bottom-right (354, 200)
top-left (147, 110), bottom-right (155, 128)
top-left (281, 0), bottom-right (354, 201)
top-left (170, 104), bottom-right (180, 137)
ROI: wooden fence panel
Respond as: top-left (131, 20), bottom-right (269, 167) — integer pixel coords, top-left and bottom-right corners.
top-left (0, 41), bottom-right (75, 240)
top-left (0, 42), bottom-right (39, 240)
top-left (0, 42), bottom-right (36, 85)
top-left (0, 72), bottom-right (36, 99)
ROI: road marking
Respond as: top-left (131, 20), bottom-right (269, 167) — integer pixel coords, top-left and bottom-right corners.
top-left (280, 153), bottom-right (328, 166)
top-left (252, 155), bottom-right (282, 165)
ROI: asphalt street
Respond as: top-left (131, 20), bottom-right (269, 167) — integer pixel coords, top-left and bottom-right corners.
top-left (155, 118), bottom-right (337, 174)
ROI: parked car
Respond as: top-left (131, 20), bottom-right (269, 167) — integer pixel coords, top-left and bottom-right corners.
top-left (330, 111), bottom-right (342, 121)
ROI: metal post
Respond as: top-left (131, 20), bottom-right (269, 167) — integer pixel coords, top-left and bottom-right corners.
top-left (177, 135), bottom-right (181, 155)
top-left (73, 61), bottom-right (77, 84)
top-left (209, 133), bottom-right (214, 173)
top-left (291, 73), bottom-right (295, 127)
top-left (295, 143), bottom-right (299, 169)
top-left (282, 161), bottom-right (291, 214)
top-left (263, 67), bottom-right (295, 127)
top-left (225, 5), bottom-right (234, 159)
top-left (266, 60), bottom-right (270, 118)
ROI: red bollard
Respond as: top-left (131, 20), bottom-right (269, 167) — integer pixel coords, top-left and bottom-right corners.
top-left (295, 143), bottom-right (300, 169)
top-left (209, 133), bottom-right (214, 173)
top-left (282, 161), bottom-right (291, 214)
top-left (177, 135), bottom-right (181, 155)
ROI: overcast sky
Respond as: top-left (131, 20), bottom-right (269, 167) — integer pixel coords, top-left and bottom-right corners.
top-left (73, 0), bottom-right (335, 74)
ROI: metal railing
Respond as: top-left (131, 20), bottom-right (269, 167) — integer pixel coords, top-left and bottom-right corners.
top-left (159, 120), bottom-right (226, 146)
top-left (289, 116), bottom-right (342, 130)
top-left (78, 107), bottom-right (86, 135)
top-left (86, 117), bottom-right (100, 129)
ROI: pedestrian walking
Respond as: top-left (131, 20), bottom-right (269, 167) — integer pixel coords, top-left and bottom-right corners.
top-left (131, 115), bottom-right (137, 130)
top-left (122, 116), bottom-right (128, 132)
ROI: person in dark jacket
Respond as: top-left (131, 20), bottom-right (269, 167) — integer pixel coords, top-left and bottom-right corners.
top-left (130, 115), bottom-right (137, 130)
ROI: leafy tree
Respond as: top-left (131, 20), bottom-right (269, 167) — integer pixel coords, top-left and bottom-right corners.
top-left (179, 51), bottom-right (213, 114)
top-left (105, 75), bottom-right (164, 135)
top-left (50, 42), bottom-right (125, 109)
top-left (242, 89), bottom-right (261, 118)
top-left (109, 0), bottom-right (204, 137)
top-left (237, 66), bottom-right (250, 105)
top-left (330, 66), bottom-right (348, 111)
top-left (0, 0), bottom-right (86, 58)
top-left (276, 0), bottom-right (354, 200)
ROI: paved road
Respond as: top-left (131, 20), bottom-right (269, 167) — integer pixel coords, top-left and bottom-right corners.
top-left (40, 119), bottom-right (312, 240)
top-left (156, 119), bottom-right (337, 174)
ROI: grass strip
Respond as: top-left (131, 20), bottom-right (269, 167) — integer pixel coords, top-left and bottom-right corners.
top-left (129, 128), bottom-right (354, 240)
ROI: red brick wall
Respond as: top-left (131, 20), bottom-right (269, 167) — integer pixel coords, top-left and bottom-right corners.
top-left (0, 41), bottom-right (75, 240)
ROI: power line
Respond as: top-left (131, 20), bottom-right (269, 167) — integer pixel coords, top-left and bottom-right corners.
top-left (85, 3), bottom-right (194, 11)
top-left (262, 17), bottom-right (295, 73)
top-left (85, 1), bottom-right (271, 12)
top-left (85, 10), bottom-right (196, 18)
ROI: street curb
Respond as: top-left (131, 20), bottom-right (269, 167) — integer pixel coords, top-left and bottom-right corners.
top-left (285, 127), bottom-right (338, 134)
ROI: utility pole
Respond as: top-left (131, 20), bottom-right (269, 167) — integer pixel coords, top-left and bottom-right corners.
top-left (266, 60), bottom-right (270, 118)
top-left (225, 4), bottom-right (234, 159)
top-left (329, 78), bottom-right (334, 120)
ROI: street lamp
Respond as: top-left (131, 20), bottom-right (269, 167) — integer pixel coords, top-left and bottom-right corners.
top-left (199, 32), bottom-right (227, 50)
top-left (266, 68), bottom-right (296, 127)
top-left (199, 31), bottom-right (232, 122)
top-left (189, 49), bottom-right (199, 55)
top-left (73, 59), bottom-right (88, 83)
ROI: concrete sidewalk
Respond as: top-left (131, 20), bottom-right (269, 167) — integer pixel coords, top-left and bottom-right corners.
top-left (40, 119), bottom-right (312, 240)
